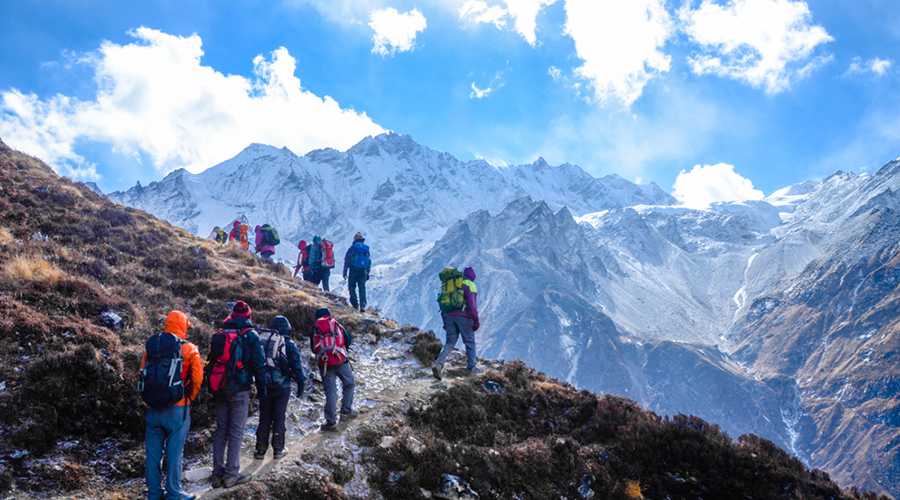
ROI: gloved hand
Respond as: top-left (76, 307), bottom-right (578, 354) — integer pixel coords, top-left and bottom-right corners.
top-left (342, 274), bottom-right (348, 280)
top-left (296, 377), bottom-right (305, 397)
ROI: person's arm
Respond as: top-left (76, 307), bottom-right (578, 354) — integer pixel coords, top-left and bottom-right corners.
top-left (184, 343), bottom-right (203, 402)
top-left (248, 331), bottom-right (268, 398)
top-left (464, 283), bottom-right (479, 331)
top-left (343, 246), bottom-right (354, 278)
top-left (285, 339), bottom-right (305, 395)
top-left (341, 324), bottom-right (353, 349)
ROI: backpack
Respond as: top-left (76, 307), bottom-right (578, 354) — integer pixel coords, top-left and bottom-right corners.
top-left (350, 242), bottom-right (371, 270)
top-left (257, 328), bottom-right (289, 387)
top-left (322, 239), bottom-right (335, 268)
top-left (207, 328), bottom-right (250, 396)
top-left (260, 224), bottom-right (280, 246)
top-left (215, 229), bottom-right (228, 244)
top-left (437, 268), bottom-right (466, 313)
top-left (139, 333), bottom-right (186, 409)
top-left (312, 317), bottom-right (348, 367)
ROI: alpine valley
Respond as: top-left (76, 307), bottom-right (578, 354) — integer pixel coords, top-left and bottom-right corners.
top-left (109, 132), bottom-right (900, 496)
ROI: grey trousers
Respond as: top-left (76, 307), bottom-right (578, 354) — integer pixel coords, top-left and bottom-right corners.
top-left (436, 315), bottom-right (477, 371)
top-left (212, 390), bottom-right (250, 479)
top-left (321, 362), bottom-right (355, 424)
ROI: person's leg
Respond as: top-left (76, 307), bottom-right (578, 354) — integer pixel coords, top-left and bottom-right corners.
top-left (322, 367), bottom-right (338, 424)
top-left (337, 363), bottom-right (356, 415)
top-left (164, 406), bottom-right (191, 499)
top-left (212, 398), bottom-right (230, 479)
top-left (347, 271), bottom-right (359, 309)
top-left (459, 317), bottom-right (478, 371)
top-left (356, 269), bottom-right (368, 310)
top-left (225, 391), bottom-right (250, 478)
top-left (435, 317), bottom-right (461, 367)
top-left (145, 408), bottom-right (167, 500)
top-left (256, 392), bottom-right (274, 455)
top-left (270, 386), bottom-right (290, 453)
top-left (322, 270), bottom-right (330, 292)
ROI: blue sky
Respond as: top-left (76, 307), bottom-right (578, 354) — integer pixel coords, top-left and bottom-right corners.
top-left (1, 0), bottom-right (898, 206)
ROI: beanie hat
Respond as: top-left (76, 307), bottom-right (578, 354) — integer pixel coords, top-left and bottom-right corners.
top-left (233, 220), bottom-right (240, 227)
top-left (298, 240), bottom-right (307, 250)
top-left (354, 232), bottom-right (364, 240)
top-left (267, 316), bottom-right (292, 334)
top-left (232, 300), bottom-right (252, 318)
top-left (315, 307), bottom-right (331, 319)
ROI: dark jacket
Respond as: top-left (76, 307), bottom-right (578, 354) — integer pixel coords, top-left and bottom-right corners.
top-left (262, 334), bottom-right (305, 391)
top-left (443, 266), bottom-right (479, 330)
top-left (213, 317), bottom-right (267, 395)
top-left (308, 236), bottom-right (324, 269)
top-left (343, 236), bottom-right (369, 277)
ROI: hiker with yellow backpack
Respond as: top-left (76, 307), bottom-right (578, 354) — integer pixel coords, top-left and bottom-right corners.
top-left (432, 266), bottom-right (479, 380)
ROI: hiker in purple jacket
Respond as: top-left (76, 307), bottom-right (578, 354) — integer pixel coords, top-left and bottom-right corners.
top-left (254, 225), bottom-right (276, 260)
top-left (432, 266), bottom-right (479, 379)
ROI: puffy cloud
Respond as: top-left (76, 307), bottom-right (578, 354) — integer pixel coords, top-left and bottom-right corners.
top-left (369, 8), bottom-right (427, 56)
top-left (0, 28), bottom-right (384, 180)
top-left (564, 0), bottom-right (673, 107)
top-left (847, 56), bottom-right (893, 77)
top-left (672, 163), bottom-right (765, 207)
top-left (680, 0), bottom-right (833, 93)
top-left (459, 0), bottom-right (558, 46)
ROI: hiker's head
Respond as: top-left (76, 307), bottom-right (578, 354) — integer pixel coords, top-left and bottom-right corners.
top-left (233, 220), bottom-right (240, 228)
top-left (255, 225), bottom-right (261, 231)
top-left (231, 300), bottom-right (252, 319)
top-left (165, 310), bottom-right (190, 339)
top-left (354, 232), bottom-right (364, 241)
top-left (464, 267), bottom-right (476, 281)
top-left (313, 235), bottom-right (322, 245)
top-left (315, 307), bottom-right (331, 320)
top-left (213, 226), bottom-right (220, 231)
top-left (267, 316), bottom-right (292, 334)
top-left (298, 240), bottom-right (307, 250)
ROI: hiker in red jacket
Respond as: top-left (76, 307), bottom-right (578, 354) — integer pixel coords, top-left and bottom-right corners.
top-left (293, 240), bottom-right (311, 280)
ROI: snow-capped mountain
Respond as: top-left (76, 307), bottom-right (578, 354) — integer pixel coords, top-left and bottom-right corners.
top-left (108, 134), bottom-right (900, 497)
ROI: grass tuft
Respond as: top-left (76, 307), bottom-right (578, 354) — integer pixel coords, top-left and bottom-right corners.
top-left (3, 255), bottom-right (63, 283)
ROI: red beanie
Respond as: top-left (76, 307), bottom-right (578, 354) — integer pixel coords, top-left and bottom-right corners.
top-left (298, 240), bottom-right (307, 250)
top-left (231, 300), bottom-right (251, 318)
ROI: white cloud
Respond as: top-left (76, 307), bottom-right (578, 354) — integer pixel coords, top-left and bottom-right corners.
top-left (548, 66), bottom-right (562, 81)
top-left (680, 0), bottom-right (833, 93)
top-left (847, 56), bottom-right (893, 76)
top-left (470, 83), bottom-right (492, 99)
top-left (0, 28), bottom-right (384, 180)
top-left (672, 163), bottom-right (765, 207)
top-left (459, 0), bottom-right (558, 46)
top-left (469, 64), bottom-right (509, 99)
top-left (369, 8), bottom-right (427, 56)
top-left (563, 0), bottom-right (674, 107)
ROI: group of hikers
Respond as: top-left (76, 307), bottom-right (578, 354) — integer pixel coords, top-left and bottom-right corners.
top-left (139, 302), bottom-right (357, 499)
top-left (209, 222), bottom-right (372, 311)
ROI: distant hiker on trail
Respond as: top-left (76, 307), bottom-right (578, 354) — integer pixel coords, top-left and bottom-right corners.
top-left (208, 226), bottom-right (227, 244)
top-left (139, 310), bottom-right (202, 500)
top-left (293, 240), bottom-right (311, 281)
top-left (254, 316), bottom-right (305, 460)
top-left (432, 266), bottom-right (479, 380)
top-left (343, 232), bottom-right (371, 312)
top-left (206, 301), bottom-right (267, 489)
top-left (310, 307), bottom-right (357, 431)
top-left (228, 221), bottom-right (241, 243)
top-left (254, 224), bottom-right (280, 260)
top-left (308, 235), bottom-right (334, 292)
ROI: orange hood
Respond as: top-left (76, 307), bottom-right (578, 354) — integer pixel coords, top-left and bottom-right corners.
top-left (164, 310), bottom-right (190, 339)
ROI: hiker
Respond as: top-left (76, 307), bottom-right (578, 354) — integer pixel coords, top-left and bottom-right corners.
top-left (308, 235), bottom-right (332, 291)
top-left (342, 232), bottom-right (371, 312)
top-left (432, 266), bottom-right (480, 379)
top-left (254, 224), bottom-right (279, 260)
top-left (228, 221), bottom-right (241, 243)
top-left (140, 310), bottom-right (202, 500)
top-left (310, 307), bottom-right (357, 431)
top-left (208, 226), bottom-right (227, 244)
top-left (207, 300), bottom-right (267, 489)
top-left (254, 316), bottom-right (305, 460)
top-left (293, 240), bottom-right (311, 281)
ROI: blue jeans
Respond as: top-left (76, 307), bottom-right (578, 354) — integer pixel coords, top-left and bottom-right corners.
top-left (145, 405), bottom-right (191, 500)
top-left (321, 362), bottom-right (355, 424)
top-left (212, 391), bottom-right (250, 479)
top-left (348, 267), bottom-right (367, 309)
top-left (436, 315), bottom-right (477, 371)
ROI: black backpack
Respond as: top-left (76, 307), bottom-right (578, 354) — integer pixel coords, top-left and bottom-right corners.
top-left (139, 333), bottom-right (186, 408)
top-left (260, 224), bottom-right (280, 246)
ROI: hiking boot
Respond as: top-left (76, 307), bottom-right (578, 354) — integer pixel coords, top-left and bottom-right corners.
top-left (320, 422), bottom-right (338, 432)
top-left (340, 409), bottom-right (359, 421)
top-left (224, 474), bottom-right (251, 488)
top-left (432, 363), bottom-right (443, 380)
top-left (359, 305), bottom-right (366, 312)
top-left (273, 449), bottom-right (288, 459)
top-left (210, 475), bottom-right (223, 489)
top-left (253, 450), bottom-right (266, 460)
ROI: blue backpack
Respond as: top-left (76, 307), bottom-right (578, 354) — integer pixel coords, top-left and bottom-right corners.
top-left (139, 333), bottom-right (186, 408)
top-left (351, 242), bottom-right (371, 270)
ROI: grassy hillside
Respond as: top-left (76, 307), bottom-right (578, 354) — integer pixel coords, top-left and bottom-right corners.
top-left (0, 138), bottom-right (889, 500)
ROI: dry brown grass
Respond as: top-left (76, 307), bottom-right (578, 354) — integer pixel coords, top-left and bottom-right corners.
top-left (0, 227), bottom-right (14, 245)
top-left (3, 255), bottom-right (63, 283)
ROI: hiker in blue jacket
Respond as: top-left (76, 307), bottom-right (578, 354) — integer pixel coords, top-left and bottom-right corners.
top-left (343, 232), bottom-right (371, 312)
top-left (308, 235), bottom-right (331, 292)
top-left (254, 316), bottom-right (305, 460)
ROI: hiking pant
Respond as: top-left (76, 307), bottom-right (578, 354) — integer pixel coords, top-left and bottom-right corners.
top-left (212, 391), bottom-right (250, 479)
top-left (260, 251), bottom-right (274, 260)
top-left (321, 362), bottom-right (355, 425)
top-left (436, 315), bottom-right (477, 371)
top-left (256, 385), bottom-right (290, 454)
top-left (348, 267), bottom-right (367, 309)
top-left (145, 405), bottom-right (191, 500)
top-left (312, 267), bottom-right (330, 292)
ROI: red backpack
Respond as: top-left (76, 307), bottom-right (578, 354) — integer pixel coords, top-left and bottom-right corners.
top-left (207, 327), bottom-right (250, 395)
top-left (312, 316), bottom-right (347, 367)
top-left (321, 239), bottom-right (335, 268)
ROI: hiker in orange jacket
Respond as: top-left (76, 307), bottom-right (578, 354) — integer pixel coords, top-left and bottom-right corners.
top-left (140, 310), bottom-right (202, 500)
